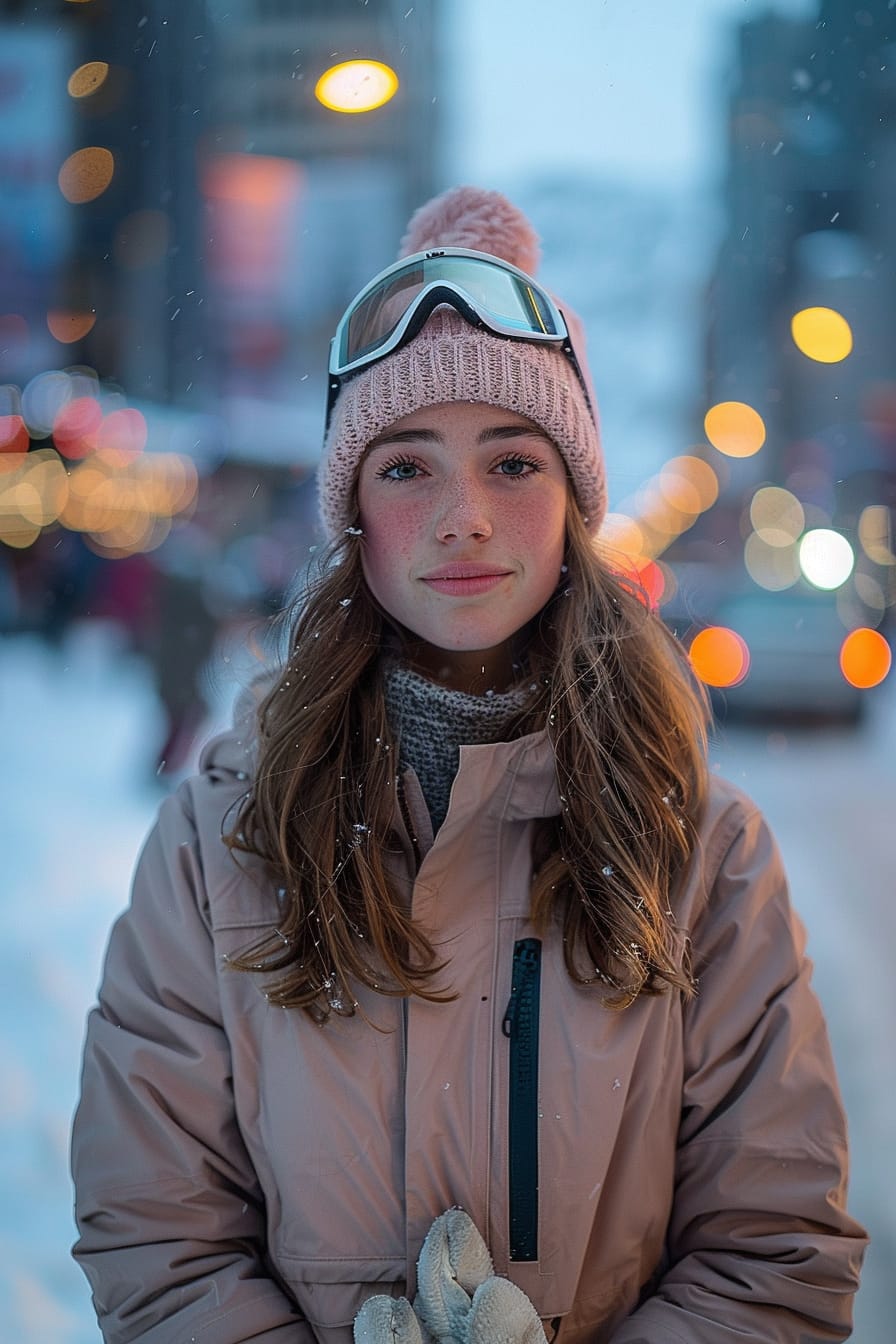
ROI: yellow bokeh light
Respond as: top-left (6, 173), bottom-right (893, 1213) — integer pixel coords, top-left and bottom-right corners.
top-left (0, 514), bottom-right (41, 548)
top-left (791, 306), bottom-right (853, 363)
top-left (58, 147), bottom-right (114, 204)
top-left (839, 628), bottom-right (891, 688)
top-left (67, 61), bottom-right (109, 99)
top-left (704, 401), bottom-right (766, 458)
top-left (19, 450), bottom-right (69, 525)
top-left (689, 626), bottom-right (751, 688)
top-left (749, 485), bottom-right (805, 547)
top-left (314, 60), bottom-right (399, 114)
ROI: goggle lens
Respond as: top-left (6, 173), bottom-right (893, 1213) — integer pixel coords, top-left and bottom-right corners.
top-left (336, 254), bottom-right (564, 373)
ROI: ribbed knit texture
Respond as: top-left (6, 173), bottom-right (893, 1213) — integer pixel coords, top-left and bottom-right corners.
top-left (383, 661), bottom-right (538, 833)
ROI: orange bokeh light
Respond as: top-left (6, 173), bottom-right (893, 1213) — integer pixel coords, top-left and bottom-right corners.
top-left (689, 626), bottom-right (751, 688)
top-left (704, 401), bottom-right (766, 458)
top-left (839, 628), bottom-right (892, 689)
top-left (47, 310), bottom-right (97, 343)
top-left (58, 147), bottom-right (114, 203)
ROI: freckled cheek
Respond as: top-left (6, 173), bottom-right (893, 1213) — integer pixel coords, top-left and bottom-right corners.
top-left (496, 498), bottom-right (566, 563)
top-left (359, 500), bottom-right (429, 590)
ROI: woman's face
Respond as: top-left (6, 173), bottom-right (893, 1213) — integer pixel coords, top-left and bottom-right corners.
top-left (356, 401), bottom-right (568, 690)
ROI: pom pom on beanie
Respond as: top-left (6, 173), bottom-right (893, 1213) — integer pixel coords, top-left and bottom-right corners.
top-left (399, 186), bottom-right (541, 276)
top-left (317, 186), bottom-right (605, 540)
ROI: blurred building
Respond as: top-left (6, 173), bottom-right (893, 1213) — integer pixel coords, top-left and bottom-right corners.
top-left (0, 0), bottom-right (214, 411)
top-left (705, 0), bottom-right (896, 504)
top-left (204, 0), bottom-right (442, 462)
top-left (690, 0), bottom-right (896, 635)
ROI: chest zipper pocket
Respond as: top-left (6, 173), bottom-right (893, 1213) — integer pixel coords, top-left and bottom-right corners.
top-left (502, 938), bottom-right (542, 1262)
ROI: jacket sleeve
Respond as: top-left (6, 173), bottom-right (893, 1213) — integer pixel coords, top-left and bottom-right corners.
top-left (71, 787), bottom-right (314, 1344)
top-left (610, 800), bottom-right (867, 1344)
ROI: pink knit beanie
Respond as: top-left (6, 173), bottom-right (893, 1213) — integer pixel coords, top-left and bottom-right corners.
top-left (317, 186), bottom-right (605, 539)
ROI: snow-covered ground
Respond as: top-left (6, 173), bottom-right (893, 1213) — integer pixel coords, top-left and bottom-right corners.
top-left (2, 623), bottom-right (892, 1340)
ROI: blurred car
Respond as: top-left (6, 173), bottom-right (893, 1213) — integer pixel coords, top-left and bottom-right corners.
top-left (701, 587), bottom-right (864, 725)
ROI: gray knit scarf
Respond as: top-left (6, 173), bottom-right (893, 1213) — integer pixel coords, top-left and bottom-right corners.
top-left (382, 662), bottom-right (539, 833)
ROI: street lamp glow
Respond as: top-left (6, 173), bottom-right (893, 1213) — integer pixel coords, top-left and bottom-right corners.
top-left (314, 60), bottom-right (399, 114)
top-left (798, 528), bottom-right (854, 590)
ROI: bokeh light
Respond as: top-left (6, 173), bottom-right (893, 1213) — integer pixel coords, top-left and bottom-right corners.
top-left (858, 505), bottom-right (895, 567)
top-left (67, 61), bottom-right (110, 98)
top-left (839, 628), bottom-right (891, 688)
top-left (96, 407), bottom-right (149, 461)
top-left (798, 528), bottom-right (855, 590)
top-left (657, 455), bottom-right (719, 514)
top-left (636, 559), bottom-right (666, 608)
top-left (53, 396), bottom-right (104, 459)
top-left (46, 310), bottom-right (97, 344)
top-left (0, 415), bottom-right (29, 454)
top-left (0, 450), bottom-right (69, 545)
top-left (21, 370), bottom-right (72, 438)
top-left (314, 60), bottom-right (399, 113)
top-left (851, 572), bottom-right (887, 621)
top-left (749, 485), bottom-right (805, 547)
top-left (704, 401), bottom-right (766, 457)
top-left (58, 147), bottom-right (115, 204)
top-left (597, 512), bottom-right (646, 564)
top-left (688, 626), bottom-right (751, 688)
top-left (791, 306), bottom-right (853, 363)
top-left (744, 531), bottom-right (800, 591)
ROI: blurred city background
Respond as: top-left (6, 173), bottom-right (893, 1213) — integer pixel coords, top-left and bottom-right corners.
top-left (1, 0), bottom-right (894, 1338)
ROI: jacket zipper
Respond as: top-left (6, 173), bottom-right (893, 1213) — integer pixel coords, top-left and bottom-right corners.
top-left (502, 938), bottom-right (542, 1261)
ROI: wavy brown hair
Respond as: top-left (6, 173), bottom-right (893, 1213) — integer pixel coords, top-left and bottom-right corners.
top-left (225, 495), bottom-right (710, 1022)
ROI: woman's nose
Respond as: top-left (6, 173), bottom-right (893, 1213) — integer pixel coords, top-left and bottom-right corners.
top-left (434, 478), bottom-right (493, 541)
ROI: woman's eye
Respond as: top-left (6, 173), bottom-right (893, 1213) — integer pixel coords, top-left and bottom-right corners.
top-left (378, 459), bottom-right (422, 481)
top-left (495, 456), bottom-right (539, 477)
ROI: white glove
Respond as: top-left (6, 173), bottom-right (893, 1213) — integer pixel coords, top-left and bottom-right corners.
top-left (414, 1209), bottom-right (547, 1344)
top-left (354, 1293), bottom-right (425, 1344)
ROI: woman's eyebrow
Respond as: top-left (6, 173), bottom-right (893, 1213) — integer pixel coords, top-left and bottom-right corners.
top-left (365, 428), bottom-right (442, 450)
top-left (479, 425), bottom-right (553, 443)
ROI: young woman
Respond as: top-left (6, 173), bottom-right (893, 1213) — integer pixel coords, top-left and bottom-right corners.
top-left (71, 187), bottom-right (867, 1344)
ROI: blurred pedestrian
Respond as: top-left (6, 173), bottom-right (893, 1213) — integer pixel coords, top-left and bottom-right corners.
top-left (71, 187), bottom-right (867, 1344)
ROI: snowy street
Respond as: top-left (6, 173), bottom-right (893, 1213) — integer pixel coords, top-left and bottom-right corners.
top-left (2, 623), bottom-right (893, 1341)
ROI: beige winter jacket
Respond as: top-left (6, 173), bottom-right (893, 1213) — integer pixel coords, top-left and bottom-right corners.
top-left (71, 699), bottom-right (867, 1344)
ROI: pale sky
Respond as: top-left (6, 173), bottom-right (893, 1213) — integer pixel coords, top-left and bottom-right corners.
top-left (445, 0), bottom-right (817, 189)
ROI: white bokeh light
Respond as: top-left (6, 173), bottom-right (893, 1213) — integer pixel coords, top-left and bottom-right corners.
top-left (798, 528), bottom-right (855, 591)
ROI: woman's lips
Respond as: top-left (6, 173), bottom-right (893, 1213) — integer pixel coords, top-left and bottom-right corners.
top-left (421, 572), bottom-right (511, 596)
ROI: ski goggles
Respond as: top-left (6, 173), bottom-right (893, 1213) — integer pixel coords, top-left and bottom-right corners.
top-left (325, 247), bottom-right (593, 430)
